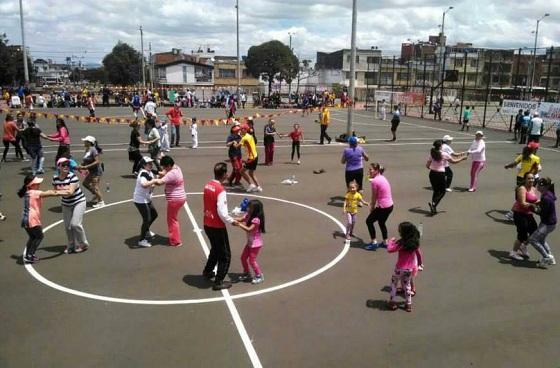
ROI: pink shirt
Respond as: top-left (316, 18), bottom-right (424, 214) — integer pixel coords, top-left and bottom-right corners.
top-left (370, 174), bottom-right (393, 208)
top-left (22, 190), bottom-right (42, 228)
top-left (245, 217), bottom-right (263, 248)
top-left (161, 166), bottom-right (186, 201)
top-left (387, 239), bottom-right (423, 275)
top-left (512, 187), bottom-right (539, 214)
top-left (427, 152), bottom-right (451, 172)
top-left (49, 127), bottom-right (70, 145)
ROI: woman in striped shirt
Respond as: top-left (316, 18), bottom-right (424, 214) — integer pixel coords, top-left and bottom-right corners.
top-left (148, 156), bottom-right (186, 247)
top-left (52, 157), bottom-right (89, 254)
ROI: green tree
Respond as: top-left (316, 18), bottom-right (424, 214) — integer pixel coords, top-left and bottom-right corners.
top-left (0, 33), bottom-right (33, 85)
top-left (81, 67), bottom-right (108, 84)
top-left (245, 40), bottom-right (298, 96)
top-left (102, 42), bottom-right (142, 86)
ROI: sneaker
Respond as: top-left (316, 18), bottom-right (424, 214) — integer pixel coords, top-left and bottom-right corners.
top-left (246, 184), bottom-right (257, 192)
top-left (467, 188), bottom-right (476, 192)
top-left (548, 255), bottom-right (556, 265)
top-left (505, 211), bottom-right (513, 221)
top-left (75, 245), bottom-right (89, 253)
top-left (212, 280), bottom-right (232, 290)
top-left (537, 257), bottom-right (551, 268)
top-left (238, 273), bottom-right (252, 282)
top-left (138, 239), bottom-right (152, 247)
top-left (297, 160), bottom-right (301, 165)
top-left (519, 243), bottom-right (530, 259)
top-left (92, 201), bottom-right (105, 208)
top-left (445, 188), bottom-right (453, 192)
top-left (255, 186), bottom-right (263, 192)
top-left (145, 230), bottom-right (156, 238)
top-left (365, 242), bottom-right (378, 250)
top-left (377, 242), bottom-right (387, 249)
top-left (64, 246), bottom-right (76, 254)
top-left (23, 255), bottom-right (35, 264)
top-left (22, 158), bottom-right (30, 162)
top-left (405, 303), bottom-right (413, 312)
top-left (509, 251), bottom-right (523, 261)
top-left (0, 213), bottom-right (6, 221)
top-left (251, 274), bottom-right (264, 284)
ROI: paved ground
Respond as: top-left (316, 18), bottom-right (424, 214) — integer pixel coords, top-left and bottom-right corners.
top-left (1, 106), bottom-right (559, 367)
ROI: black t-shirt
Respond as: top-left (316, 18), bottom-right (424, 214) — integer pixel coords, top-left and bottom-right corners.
top-left (23, 127), bottom-right (42, 146)
top-left (130, 129), bottom-right (140, 149)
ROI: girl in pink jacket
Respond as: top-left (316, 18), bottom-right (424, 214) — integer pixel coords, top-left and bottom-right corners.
top-left (386, 222), bottom-right (423, 312)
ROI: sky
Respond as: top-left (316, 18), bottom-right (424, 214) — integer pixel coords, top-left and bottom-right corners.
top-left (1, 0), bottom-right (559, 66)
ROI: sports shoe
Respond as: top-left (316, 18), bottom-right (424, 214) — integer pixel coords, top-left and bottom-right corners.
top-left (238, 273), bottom-right (252, 282)
top-left (212, 280), bottom-right (232, 290)
top-left (365, 242), bottom-right (378, 250)
top-left (377, 242), bottom-right (387, 249)
top-left (0, 213), bottom-right (6, 221)
top-left (246, 184), bottom-right (257, 192)
top-left (467, 188), bottom-right (476, 192)
top-left (255, 186), bottom-right (263, 192)
top-left (74, 245), bottom-right (89, 253)
top-left (138, 239), bottom-right (152, 247)
top-left (537, 257), bottom-right (552, 268)
top-left (92, 201), bottom-right (105, 208)
top-left (64, 246), bottom-right (76, 254)
top-left (509, 251), bottom-right (523, 261)
top-left (445, 188), bottom-right (453, 192)
top-left (519, 243), bottom-right (530, 259)
top-left (297, 160), bottom-right (301, 165)
top-left (505, 211), bottom-right (513, 221)
top-left (23, 255), bottom-right (35, 264)
top-left (251, 274), bottom-right (264, 284)
top-left (548, 255), bottom-right (556, 265)
top-left (405, 303), bottom-right (413, 312)
top-left (145, 230), bottom-right (156, 238)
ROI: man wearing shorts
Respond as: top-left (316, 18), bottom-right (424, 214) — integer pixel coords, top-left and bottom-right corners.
top-left (237, 124), bottom-right (262, 192)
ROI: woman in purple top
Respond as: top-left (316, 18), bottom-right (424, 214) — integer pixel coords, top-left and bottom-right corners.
top-left (341, 136), bottom-right (369, 192)
top-left (365, 163), bottom-right (394, 250)
top-left (528, 177), bottom-right (556, 267)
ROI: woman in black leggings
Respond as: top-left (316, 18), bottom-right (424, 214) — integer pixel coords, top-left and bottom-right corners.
top-left (365, 163), bottom-right (394, 250)
top-left (426, 140), bottom-right (466, 215)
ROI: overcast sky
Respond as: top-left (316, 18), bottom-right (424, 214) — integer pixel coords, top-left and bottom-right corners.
top-left (1, 0), bottom-right (559, 65)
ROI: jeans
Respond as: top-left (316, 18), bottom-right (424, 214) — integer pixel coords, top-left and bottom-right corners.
top-left (171, 124), bottom-right (180, 146)
top-left (2, 139), bottom-right (23, 161)
top-left (27, 144), bottom-right (44, 174)
top-left (528, 223), bottom-right (555, 258)
top-left (24, 226), bottom-right (44, 258)
top-left (291, 141), bottom-right (301, 160)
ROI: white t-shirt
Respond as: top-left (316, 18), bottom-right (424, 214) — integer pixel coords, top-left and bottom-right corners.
top-left (148, 127), bottom-right (161, 148)
top-left (530, 117), bottom-right (543, 136)
top-left (133, 169), bottom-right (155, 203)
top-left (145, 101), bottom-right (156, 116)
top-left (442, 143), bottom-right (455, 168)
top-left (191, 123), bottom-right (198, 136)
top-left (468, 139), bottom-right (486, 162)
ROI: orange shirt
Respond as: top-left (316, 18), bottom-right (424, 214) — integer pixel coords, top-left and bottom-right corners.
top-left (3, 120), bottom-right (18, 141)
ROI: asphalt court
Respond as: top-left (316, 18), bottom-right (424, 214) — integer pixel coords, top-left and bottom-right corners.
top-left (1, 106), bottom-right (560, 367)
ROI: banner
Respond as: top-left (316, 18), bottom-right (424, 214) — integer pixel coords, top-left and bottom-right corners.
top-left (501, 100), bottom-right (540, 115)
top-left (374, 91), bottom-right (425, 106)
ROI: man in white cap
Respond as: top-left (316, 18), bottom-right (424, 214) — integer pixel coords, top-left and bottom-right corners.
top-left (528, 111), bottom-right (544, 143)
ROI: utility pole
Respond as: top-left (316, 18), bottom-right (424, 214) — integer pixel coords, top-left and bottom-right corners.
top-left (149, 42), bottom-right (153, 90)
top-left (236, 0), bottom-right (241, 100)
top-left (347, 0), bottom-right (357, 136)
top-left (139, 25), bottom-right (146, 89)
top-left (19, 0), bottom-right (29, 84)
top-left (529, 13), bottom-right (550, 97)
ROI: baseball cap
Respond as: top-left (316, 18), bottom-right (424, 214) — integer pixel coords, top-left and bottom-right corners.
top-left (233, 120), bottom-right (241, 126)
top-left (442, 135), bottom-right (454, 142)
top-left (348, 136), bottom-right (358, 146)
top-left (527, 141), bottom-right (540, 150)
top-left (27, 177), bottom-right (44, 187)
top-left (475, 130), bottom-right (484, 136)
top-left (81, 135), bottom-right (96, 144)
top-left (141, 156), bottom-right (154, 166)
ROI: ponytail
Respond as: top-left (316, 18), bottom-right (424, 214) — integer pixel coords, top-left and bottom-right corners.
top-left (94, 141), bottom-right (103, 154)
top-left (18, 175), bottom-right (35, 198)
top-left (371, 162), bottom-right (385, 175)
top-left (430, 140), bottom-right (443, 161)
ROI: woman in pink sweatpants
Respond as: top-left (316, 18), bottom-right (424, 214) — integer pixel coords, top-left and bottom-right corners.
top-left (467, 131), bottom-right (486, 192)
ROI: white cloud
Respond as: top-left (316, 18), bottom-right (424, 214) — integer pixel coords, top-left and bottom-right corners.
top-left (0, 0), bottom-right (558, 64)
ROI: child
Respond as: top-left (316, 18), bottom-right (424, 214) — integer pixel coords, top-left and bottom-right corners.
top-left (343, 181), bottom-right (369, 240)
top-left (235, 199), bottom-right (266, 284)
top-left (18, 175), bottom-right (65, 263)
top-left (386, 222), bottom-right (423, 312)
top-left (158, 117), bottom-right (170, 153)
top-left (287, 123), bottom-right (304, 164)
top-left (461, 106), bottom-right (472, 131)
top-left (191, 117), bottom-right (198, 149)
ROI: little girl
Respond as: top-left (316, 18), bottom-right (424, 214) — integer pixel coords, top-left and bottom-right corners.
top-left (18, 175), bottom-right (65, 263)
top-left (235, 199), bottom-right (266, 284)
top-left (343, 181), bottom-right (369, 240)
top-left (386, 222), bottom-right (423, 312)
top-left (287, 123), bottom-right (304, 164)
top-left (158, 117), bottom-right (170, 153)
top-left (191, 117), bottom-right (198, 149)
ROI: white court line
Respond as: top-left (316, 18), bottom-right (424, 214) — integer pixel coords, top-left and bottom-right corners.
top-left (182, 201), bottom-right (263, 368)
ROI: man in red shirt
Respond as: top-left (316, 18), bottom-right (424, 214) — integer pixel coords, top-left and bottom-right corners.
top-left (166, 104), bottom-right (183, 147)
top-left (203, 162), bottom-right (237, 290)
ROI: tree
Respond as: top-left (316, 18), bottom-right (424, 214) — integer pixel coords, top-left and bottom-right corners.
top-left (295, 59), bottom-right (318, 95)
top-left (245, 40), bottom-right (298, 96)
top-left (81, 67), bottom-right (108, 84)
top-left (102, 42), bottom-right (142, 86)
top-left (0, 33), bottom-right (33, 86)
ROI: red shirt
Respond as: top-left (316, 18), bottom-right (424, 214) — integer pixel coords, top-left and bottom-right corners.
top-left (203, 180), bottom-right (226, 228)
top-left (289, 130), bottom-right (303, 142)
top-left (3, 120), bottom-right (18, 141)
top-left (166, 108), bottom-right (182, 126)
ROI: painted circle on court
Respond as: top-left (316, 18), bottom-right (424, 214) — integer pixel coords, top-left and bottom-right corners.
top-left (24, 193), bottom-right (349, 305)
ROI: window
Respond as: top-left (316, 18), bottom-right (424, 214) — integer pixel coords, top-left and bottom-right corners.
top-left (470, 59), bottom-right (478, 68)
top-left (218, 69), bottom-right (236, 78)
top-left (455, 59), bottom-right (463, 68)
top-left (467, 74), bottom-right (477, 82)
top-left (367, 56), bottom-right (380, 64)
top-left (346, 55), bottom-right (350, 63)
top-left (356, 55), bottom-right (360, 63)
top-left (365, 71), bottom-right (376, 84)
top-left (182, 66), bottom-right (187, 83)
top-left (397, 72), bottom-right (409, 81)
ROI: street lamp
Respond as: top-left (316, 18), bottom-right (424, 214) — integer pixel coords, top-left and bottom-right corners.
top-left (18, 0), bottom-right (29, 84)
top-left (439, 6), bottom-right (453, 99)
top-left (529, 13), bottom-right (550, 96)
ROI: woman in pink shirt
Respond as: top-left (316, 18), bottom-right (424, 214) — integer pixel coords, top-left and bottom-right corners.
top-left (365, 163), bottom-right (394, 250)
top-left (149, 156), bottom-right (186, 247)
top-left (386, 222), bottom-right (423, 312)
top-left (466, 131), bottom-right (486, 192)
top-left (427, 140), bottom-right (466, 215)
top-left (18, 175), bottom-right (66, 263)
top-left (46, 118), bottom-right (71, 165)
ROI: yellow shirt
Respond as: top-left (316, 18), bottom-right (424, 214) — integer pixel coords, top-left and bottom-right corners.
top-left (514, 154), bottom-right (541, 178)
top-left (320, 109), bottom-right (330, 125)
top-left (240, 133), bottom-right (257, 160)
top-left (345, 192), bottom-right (362, 214)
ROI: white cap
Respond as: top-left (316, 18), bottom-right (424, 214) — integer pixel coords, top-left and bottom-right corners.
top-left (533, 111), bottom-right (540, 117)
top-left (81, 135), bottom-right (96, 144)
top-left (233, 120), bottom-right (241, 126)
top-left (442, 135), bottom-right (453, 142)
top-left (475, 130), bottom-right (484, 136)
top-left (141, 156), bottom-right (154, 164)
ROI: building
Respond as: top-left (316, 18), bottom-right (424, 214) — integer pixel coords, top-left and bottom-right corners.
top-left (538, 48), bottom-right (560, 92)
top-left (213, 56), bottom-right (260, 94)
top-left (33, 58), bottom-right (70, 84)
top-left (152, 49), bottom-right (214, 87)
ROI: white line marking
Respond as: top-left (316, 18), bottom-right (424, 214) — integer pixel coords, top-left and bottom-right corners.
top-left (24, 193), bottom-right (348, 304)
top-left (182, 201), bottom-right (263, 368)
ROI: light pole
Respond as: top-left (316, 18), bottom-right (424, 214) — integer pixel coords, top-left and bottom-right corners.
top-left (139, 25), bottom-right (146, 89)
top-left (529, 13), bottom-right (550, 96)
top-left (236, 0), bottom-right (241, 101)
top-left (346, 0), bottom-right (357, 136)
top-left (18, 0), bottom-right (29, 84)
top-left (439, 6), bottom-right (453, 98)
